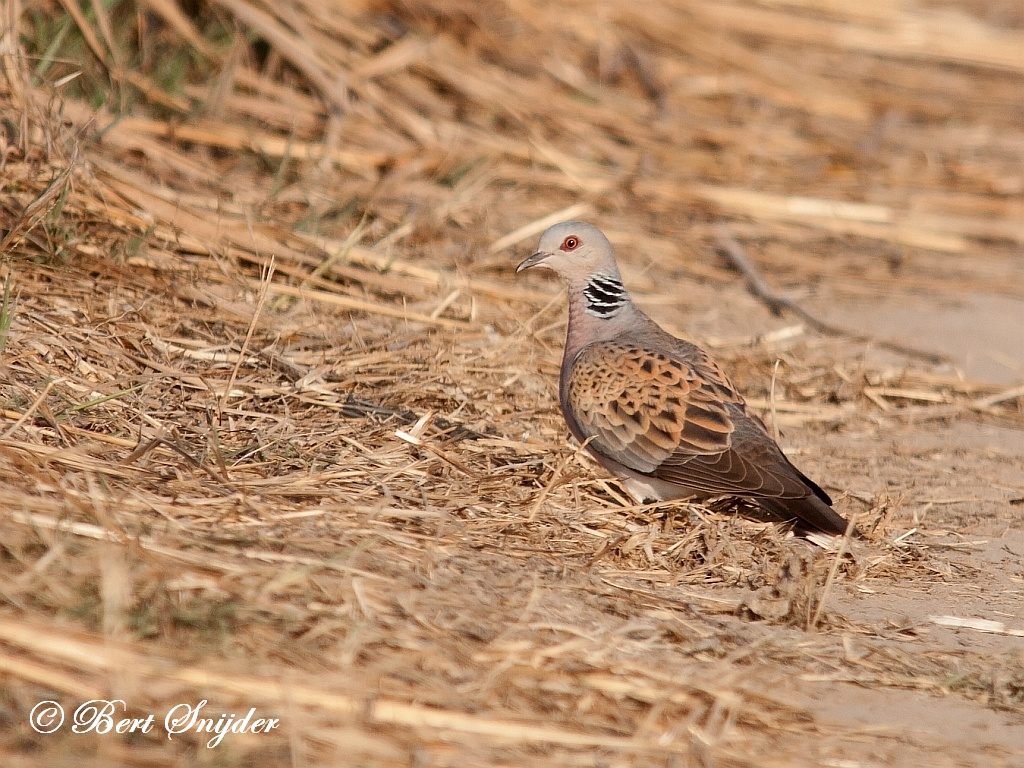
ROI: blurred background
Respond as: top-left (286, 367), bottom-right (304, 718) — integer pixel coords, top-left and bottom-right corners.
top-left (9, 0), bottom-right (1024, 356)
top-left (2, 1), bottom-right (1023, 766)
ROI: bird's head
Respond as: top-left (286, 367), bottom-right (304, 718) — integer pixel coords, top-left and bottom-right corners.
top-left (516, 221), bottom-right (618, 282)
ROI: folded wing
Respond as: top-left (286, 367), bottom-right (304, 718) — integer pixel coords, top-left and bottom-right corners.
top-left (566, 341), bottom-right (842, 529)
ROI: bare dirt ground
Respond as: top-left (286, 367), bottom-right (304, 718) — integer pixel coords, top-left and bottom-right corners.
top-left (1, 1), bottom-right (1023, 766)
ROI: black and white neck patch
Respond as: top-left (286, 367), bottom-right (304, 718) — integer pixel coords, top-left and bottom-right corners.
top-left (583, 273), bottom-right (627, 318)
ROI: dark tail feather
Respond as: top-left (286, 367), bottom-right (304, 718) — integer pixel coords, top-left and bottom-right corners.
top-left (792, 466), bottom-right (833, 507)
top-left (761, 495), bottom-right (852, 537)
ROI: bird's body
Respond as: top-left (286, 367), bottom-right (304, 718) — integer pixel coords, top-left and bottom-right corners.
top-left (517, 221), bottom-right (851, 537)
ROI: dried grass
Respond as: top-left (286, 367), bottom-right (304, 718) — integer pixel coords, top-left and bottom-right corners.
top-left (1, 0), bottom-right (1023, 766)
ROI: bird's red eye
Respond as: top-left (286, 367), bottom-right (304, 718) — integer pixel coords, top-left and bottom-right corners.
top-left (560, 236), bottom-right (579, 251)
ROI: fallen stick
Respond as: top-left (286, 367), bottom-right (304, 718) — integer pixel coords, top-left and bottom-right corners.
top-left (714, 225), bottom-right (947, 364)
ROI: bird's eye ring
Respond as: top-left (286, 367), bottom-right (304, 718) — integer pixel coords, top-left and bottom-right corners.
top-left (560, 236), bottom-right (579, 251)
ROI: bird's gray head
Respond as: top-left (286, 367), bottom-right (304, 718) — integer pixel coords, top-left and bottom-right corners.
top-left (516, 221), bottom-right (630, 319)
top-left (516, 221), bottom-right (618, 281)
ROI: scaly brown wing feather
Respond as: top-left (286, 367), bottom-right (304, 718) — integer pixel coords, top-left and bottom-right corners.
top-left (566, 342), bottom-right (741, 474)
top-left (655, 419), bottom-right (816, 499)
top-left (566, 341), bottom-right (832, 504)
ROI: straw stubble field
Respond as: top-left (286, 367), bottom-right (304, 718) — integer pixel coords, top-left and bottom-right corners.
top-left (1, 0), bottom-right (1023, 765)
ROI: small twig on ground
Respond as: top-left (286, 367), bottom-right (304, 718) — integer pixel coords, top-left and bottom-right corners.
top-left (219, 257), bottom-right (275, 421)
top-left (714, 225), bottom-right (947, 364)
top-left (809, 514), bottom-right (858, 629)
top-left (525, 448), bottom-right (575, 522)
top-left (340, 396), bottom-right (490, 441)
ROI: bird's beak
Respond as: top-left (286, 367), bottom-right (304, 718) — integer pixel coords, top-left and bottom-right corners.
top-left (516, 251), bottom-right (551, 273)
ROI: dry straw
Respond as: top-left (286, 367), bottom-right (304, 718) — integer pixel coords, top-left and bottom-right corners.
top-left (1, 0), bottom-right (1023, 765)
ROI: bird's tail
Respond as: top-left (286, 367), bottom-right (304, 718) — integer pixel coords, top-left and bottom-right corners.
top-left (761, 495), bottom-right (854, 537)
